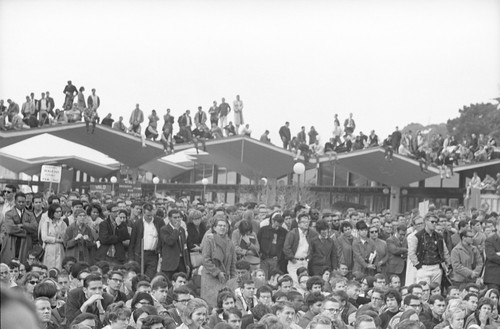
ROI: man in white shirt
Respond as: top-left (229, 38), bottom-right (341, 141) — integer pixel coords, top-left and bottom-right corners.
top-left (283, 213), bottom-right (318, 284)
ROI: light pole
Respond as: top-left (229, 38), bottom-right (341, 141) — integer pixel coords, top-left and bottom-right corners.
top-left (110, 176), bottom-right (117, 196)
top-left (152, 176), bottom-right (160, 195)
top-left (293, 162), bottom-right (305, 203)
top-left (201, 178), bottom-right (208, 201)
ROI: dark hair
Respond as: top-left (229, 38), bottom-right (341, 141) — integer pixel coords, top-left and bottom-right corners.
top-left (168, 209), bottom-right (181, 218)
top-left (272, 291), bottom-right (288, 303)
top-left (47, 203), bottom-right (63, 220)
top-left (33, 281), bottom-right (58, 299)
top-left (238, 220), bottom-right (253, 236)
top-left (460, 228), bottom-right (473, 239)
top-left (105, 301), bottom-right (131, 323)
top-left (217, 291), bottom-right (236, 309)
top-left (429, 294), bottom-right (445, 305)
top-left (222, 307), bottom-right (242, 321)
top-left (305, 292), bottom-right (325, 306)
top-left (355, 220), bottom-right (368, 231)
top-left (384, 289), bottom-right (402, 305)
top-left (407, 284), bottom-right (422, 294)
top-left (83, 274), bottom-right (103, 288)
top-left (315, 219), bottom-right (329, 232)
top-left (131, 292), bottom-right (154, 311)
top-left (14, 191), bottom-right (26, 201)
top-left (47, 195), bottom-right (60, 205)
top-left (340, 221), bottom-right (353, 233)
top-left (403, 294), bottom-right (420, 306)
top-left (132, 305), bottom-right (158, 322)
top-left (172, 272), bottom-right (187, 282)
top-left (250, 304), bottom-right (272, 321)
top-left (142, 315), bottom-right (165, 329)
top-left (256, 285), bottom-right (273, 298)
top-left (306, 276), bottom-right (324, 291)
top-left (172, 286), bottom-right (191, 301)
top-left (70, 313), bottom-right (97, 327)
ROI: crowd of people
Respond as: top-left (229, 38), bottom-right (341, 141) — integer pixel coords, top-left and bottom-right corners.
top-left (3, 81), bottom-right (498, 165)
top-left (277, 115), bottom-right (499, 170)
top-left (2, 183), bottom-right (500, 329)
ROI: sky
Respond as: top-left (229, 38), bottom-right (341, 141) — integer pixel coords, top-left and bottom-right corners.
top-left (1, 0), bottom-right (499, 166)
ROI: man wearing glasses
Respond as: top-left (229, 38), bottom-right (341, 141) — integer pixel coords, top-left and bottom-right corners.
top-left (450, 228), bottom-right (483, 286)
top-left (0, 185), bottom-right (17, 247)
top-left (387, 294), bottom-right (422, 329)
top-left (160, 209), bottom-right (191, 280)
top-left (408, 214), bottom-right (451, 285)
top-left (166, 286), bottom-right (192, 326)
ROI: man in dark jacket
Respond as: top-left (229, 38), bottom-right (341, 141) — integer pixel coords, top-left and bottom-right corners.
top-left (129, 203), bottom-right (164, 279)
top-left (257, 212), bottom-right (288, 279)
top-left (65, 274), bottom-right (114, 328)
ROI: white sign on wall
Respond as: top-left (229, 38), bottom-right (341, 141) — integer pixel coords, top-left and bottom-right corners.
top-left (40, 165), bottom-right (62, 183)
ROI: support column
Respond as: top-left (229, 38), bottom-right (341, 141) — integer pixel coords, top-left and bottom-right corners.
top-left (389, 186), bottom-right (401, 215)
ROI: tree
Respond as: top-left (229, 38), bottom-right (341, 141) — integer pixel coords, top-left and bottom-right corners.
top-left (447, 102), bottom-right (500, 141)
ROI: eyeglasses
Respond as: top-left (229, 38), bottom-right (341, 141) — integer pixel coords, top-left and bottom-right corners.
top-left (409, 304), bottom-right (422, 308)
top-left (29, 280), bottom-right (39, 285)
top-left (371, 296), bottom-right (382, 301)
top-left (325, 308), bottom-right (340, 313)
top-left (177, 299), bottom-right (190, 303)
top-left (110, 277), bottom-right (123, 283)
top-left (3, 190), bottom-right (13, 194)
top-left (369, 230), bottom-right (378, 233)
top-left (429, 220), bottom-right (437, 224)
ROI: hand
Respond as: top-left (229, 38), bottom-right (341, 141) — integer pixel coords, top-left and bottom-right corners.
top-left (367, 264), bottom-right (376, 270)
top-left (218, 272), bottom-right (226, 284)
top-left (471, 272), bottom-right (478, 279)
top-left (83, 235), bottom-right (89, 240)
top-left (75, 233), bottom-right (83, 240)
top-left (291, 259), bottom-right (297, 264)
top-left (85, 294), bottom-right (103, 307)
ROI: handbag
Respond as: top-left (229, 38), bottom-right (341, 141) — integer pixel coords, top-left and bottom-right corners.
top-left (190, 251), bottom-right (203, 268)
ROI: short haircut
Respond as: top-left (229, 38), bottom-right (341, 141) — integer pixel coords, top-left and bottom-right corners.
top-left (403, 294), bottom-right (420, 306)
top-left (272, 291), bottom-right (288, 303)
top-left (151, 280), bottom-right (168, 291)
top-left (172, 272), bottom-right (187, 282)
top-left (306, 276), bottom-right (324, 291)
top-left (217, 291), bottom-right (235, 309)
top-left (408, 284), bottom-right (422, 294)
top-left (354, 314), bottom-right (376, 329)
top-left (83, 274), bottom-right (103, 288)
top-left (256, 285), bottom-right (273, 298)
top-left (305, 292), bottom-right (325, 306)
top-left (222, 307), bottom-right (242, 321)
top-left (132, 305), bottom-right (158, 322)
top-left (286, 291), bottom-right (303, 302)
top-left (384, 289), bottom-right (402, 305)
top-left (315, 219), bottom-right (329, 232)
top-left (340, 221), bottom-right (353, 233)
top-left (429, 294), bottom-right (445, 305)
top-left (33, 282), bottom-right (58, 299)
top-left (236, 260), bottom-right (251, 271)
top-left (105, 301), bottom-right (131, 323)
top-left (172, 286), bottom-right (192, 302)
top-left (278, 275), bottom-right (293, 287)
top-left (70, 313), bottom-right (97, 327)
top-left (330, 290), bottom-right (348, 303)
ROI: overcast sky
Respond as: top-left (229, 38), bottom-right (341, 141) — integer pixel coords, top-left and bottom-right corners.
top-left (1, 0), bottom-right (499, 165)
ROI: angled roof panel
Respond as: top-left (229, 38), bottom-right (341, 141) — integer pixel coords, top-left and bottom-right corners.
top-left (0, 123), bottom-right (166, 167)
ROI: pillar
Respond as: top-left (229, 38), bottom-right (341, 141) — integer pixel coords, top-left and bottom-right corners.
top-left (389, 186), bottom-right (401, 214)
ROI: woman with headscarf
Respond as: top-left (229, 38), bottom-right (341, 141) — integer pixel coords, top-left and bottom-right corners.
top-left (200, 215), bottom-right (237, 308)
